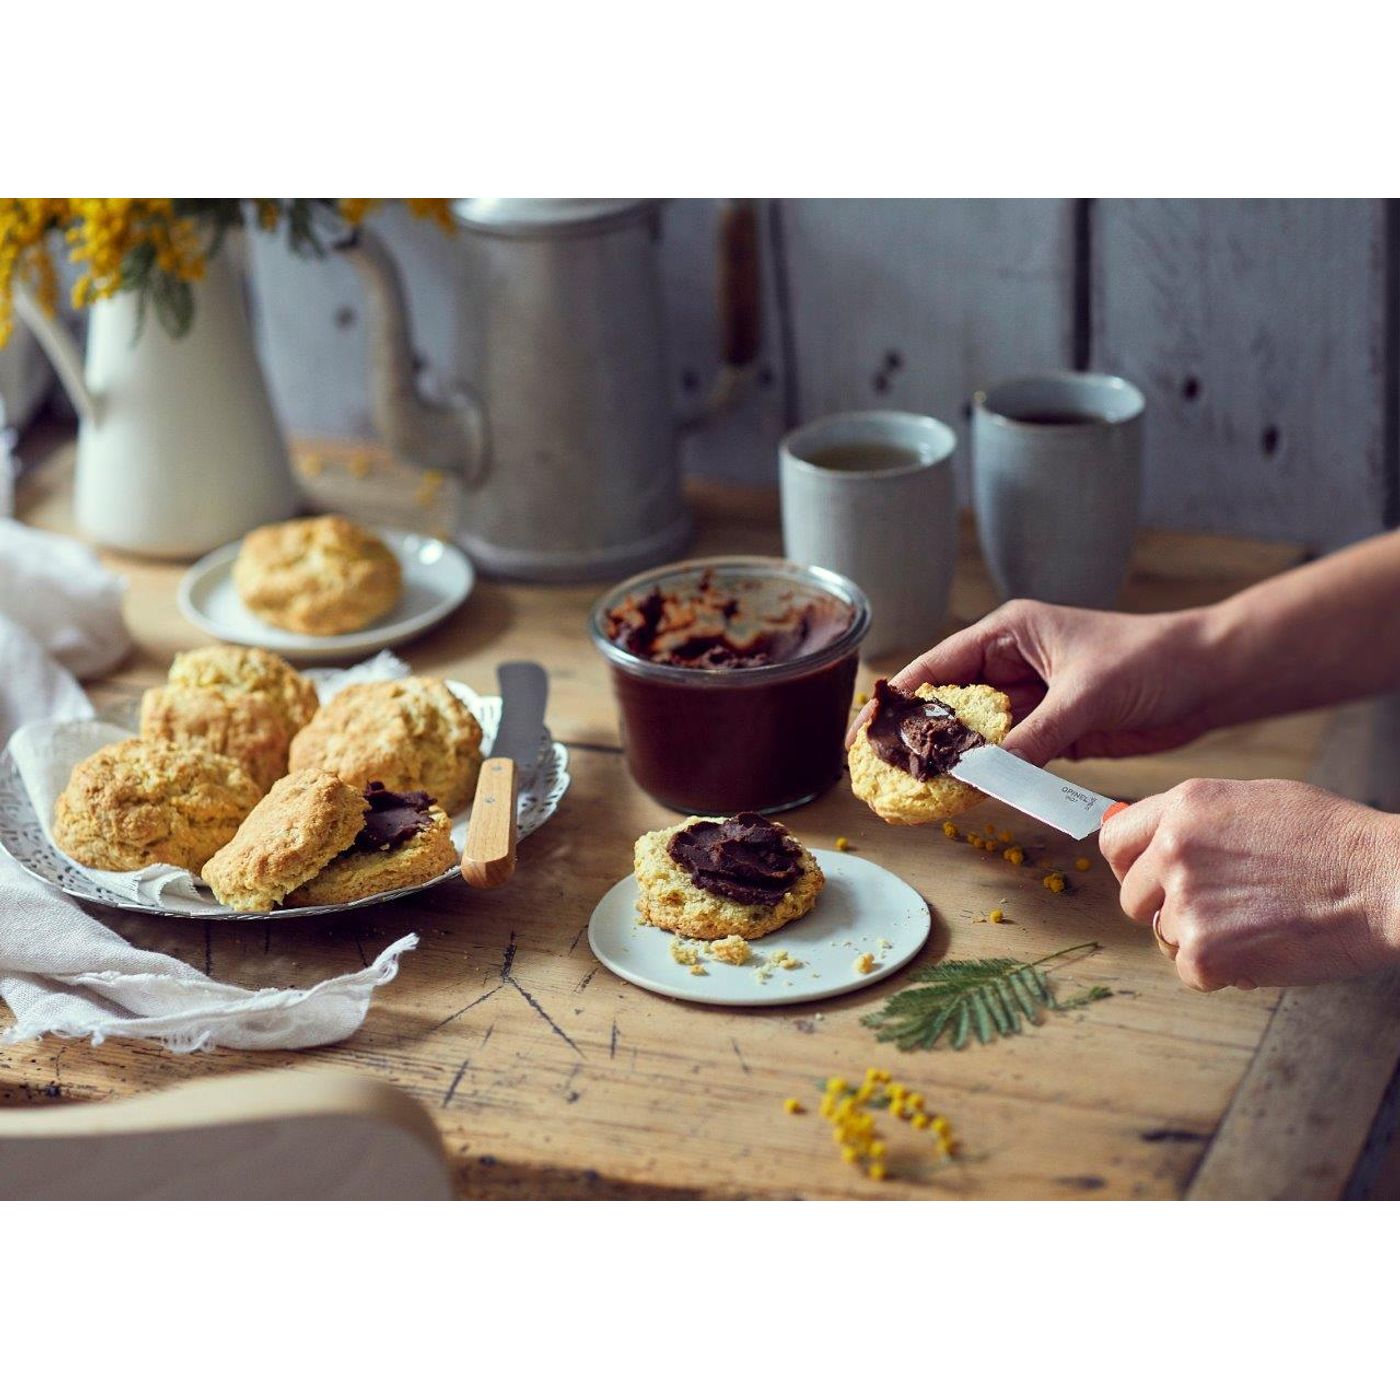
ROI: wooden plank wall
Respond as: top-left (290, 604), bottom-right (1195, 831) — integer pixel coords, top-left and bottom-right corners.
top-left (1091, 199), bottom-right (1391, 548)
top-left (243, 199), bottom-right (1397, 551)
top-left (779, 198), bottom-right (1077, 500)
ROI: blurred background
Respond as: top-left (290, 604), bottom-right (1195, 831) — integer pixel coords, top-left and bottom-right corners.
top-left (4, 198), bottom-right (1393, 552)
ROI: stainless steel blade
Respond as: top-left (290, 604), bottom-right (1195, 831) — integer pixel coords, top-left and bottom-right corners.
top-left (951, 744), bottom-right (1115, 840)
top-left (492, 661), bottom-right (549, 775)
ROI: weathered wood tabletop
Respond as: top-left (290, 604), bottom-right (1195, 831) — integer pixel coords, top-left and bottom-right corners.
top-left (6, 441), bottom-right (1397, 1199)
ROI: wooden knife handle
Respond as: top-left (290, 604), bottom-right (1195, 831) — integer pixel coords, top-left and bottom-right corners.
top-left (460, 758), bottom-right (518, 890)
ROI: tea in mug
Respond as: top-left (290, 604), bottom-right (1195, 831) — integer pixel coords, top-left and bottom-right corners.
top-left (802, 442), bottom-right (929, 472)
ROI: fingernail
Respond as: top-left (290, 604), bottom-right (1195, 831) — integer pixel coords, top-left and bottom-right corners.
top-left (1234, 978), bottom-right (1258, 992)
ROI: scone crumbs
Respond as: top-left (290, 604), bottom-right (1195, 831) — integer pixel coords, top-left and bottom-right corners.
top-left (988, 908), bottom-right (1005, 924)
top-left (710, 935), bottom-right (751, 966)
top-left (689, 965), bottom-right (708, 977)
top-left (853, 951), bottom-right (877, 975)
top-left (1075, 856), bottom-right (1092, 872)
top-left (942, 821), bottom-right (959, 839)
top-left (835, 836), bottom-right (850, 852)
top-left (754, 949), bottom-right (802, 984)
top-left (797, 1068), bottom-right (958, 1181)
top-left (1043, 873), bottom-right (1067, 893)
top-left (855, 691), bottom-right (869, 705)
top-left (669, 939), bottom-right (701, 966)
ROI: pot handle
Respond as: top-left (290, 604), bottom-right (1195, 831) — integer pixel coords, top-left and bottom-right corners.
top-left (11, 283), bottom-right (98, 423)
top-left (718, 199), bottom-right (762, 370)
top-left (678, 199), bottom-right (762, 432)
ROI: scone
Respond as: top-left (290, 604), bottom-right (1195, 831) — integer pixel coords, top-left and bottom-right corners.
top-left (52, 738), bottom-right (261, 873)
top-left (849, 679), bottom-right (1012, 825)
top-left (140, 684), bottom-right (289, 793)
top-left (284, 784), bottom-right (456, 907)
top-left (633, 811), bottom-right (824, 941)
top-left (233, 515), bottom-right (402, 636)
top-left (167, 644), bottom-right (318, 736)
top-left (288, 677), bottom-right (483, 812)
top-left (202, 769), bottom-right (370, 912)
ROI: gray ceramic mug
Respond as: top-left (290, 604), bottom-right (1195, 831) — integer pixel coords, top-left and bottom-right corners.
top-left (972, 372), bottom-right (1145, 608)
top-left (780, 409), bottom-right (958, 658)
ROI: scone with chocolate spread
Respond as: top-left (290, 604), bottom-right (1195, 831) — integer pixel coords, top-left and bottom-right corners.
top-left (202, 769), bottom-right (370, 912)
top-left (53, 738), bottom-right (261, 873)
top-left (849, 679), bottom-right (1012, 825)
top-left (634, 812), bottom-right (824, 941)
top-left (204, 771), bottom-right (456, 912)
top-left (284, 782), bottom-right (456, 907)
top-left (288, 677), bottom-right (483, 812)
top-left (233, 514), bottom-right (403, 636)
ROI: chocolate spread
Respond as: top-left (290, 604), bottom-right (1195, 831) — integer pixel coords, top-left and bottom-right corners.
top-left (667, 813), bottom-right (803, 906)
top-left (866, 679), bottom-right (984, 780)
top-left (599, 563), bottom-right (865, 814)
top-left (353, 782), bottom-right (434, 853)
top-left (606, 572), bottom-right (851, 672)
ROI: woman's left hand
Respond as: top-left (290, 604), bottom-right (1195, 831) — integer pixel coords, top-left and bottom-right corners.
top-left (1099, 778), bottom-right (1400, 990)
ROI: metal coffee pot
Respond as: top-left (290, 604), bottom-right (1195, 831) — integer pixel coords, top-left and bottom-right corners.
top-left (341, 198), bottom-right (759, 581)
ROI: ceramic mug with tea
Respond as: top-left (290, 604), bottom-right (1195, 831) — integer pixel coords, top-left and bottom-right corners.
top-left (972, 371), bottom-right (1145, 608)
top-left (780, 410), bottom-right (958, 659)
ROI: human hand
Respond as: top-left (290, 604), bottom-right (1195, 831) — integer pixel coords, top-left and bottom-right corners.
top-left (1100, 778), bottom-right (1400, 990)
top-left (847, 600), bottom-right (1229, 767)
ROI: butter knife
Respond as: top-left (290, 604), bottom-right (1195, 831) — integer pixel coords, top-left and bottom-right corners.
top-left (461, 661), bottom-right (548, 889)
top-left (951, 744), bottom-right (1126, 840)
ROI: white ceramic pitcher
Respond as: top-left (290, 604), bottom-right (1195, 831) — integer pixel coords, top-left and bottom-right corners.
top-left (14, 247), bottom-right (298, 559)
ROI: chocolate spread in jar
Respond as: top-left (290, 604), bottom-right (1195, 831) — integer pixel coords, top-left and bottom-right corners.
top-left (353, 782), bottom-right (434, 853)
top-left (605, 570), bottom-right (851, 672)
top-left (667, 813), bottom-right (803, 906)
top-left (603, 570), bottom-right (861, 813)
top-left (866, 679), bottom-right (985, 780)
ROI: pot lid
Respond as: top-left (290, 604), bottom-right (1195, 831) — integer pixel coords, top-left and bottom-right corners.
top-left (450, 198), bottom-right (657, 237)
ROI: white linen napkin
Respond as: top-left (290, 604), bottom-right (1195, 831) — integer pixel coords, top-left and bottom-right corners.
top-left (0, 518), bottom-right (131, 678)
top-left (0, 873), bottom-right (417, 1051)
top-left (0, 521), bottom-right (419, 1051)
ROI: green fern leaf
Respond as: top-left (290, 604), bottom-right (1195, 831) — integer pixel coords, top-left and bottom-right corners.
top-left (862, 942), bottom-right (1109, 1052)
top-left (952, 1000), bottom-right (971, 1050)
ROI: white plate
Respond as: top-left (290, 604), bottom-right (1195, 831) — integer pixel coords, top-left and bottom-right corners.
top-left (588, 849), bottom-right (931, 1007)
top-left (178, 529), bottom-right (476, 662)
top-left (0, 683), bottom-right (570, 922)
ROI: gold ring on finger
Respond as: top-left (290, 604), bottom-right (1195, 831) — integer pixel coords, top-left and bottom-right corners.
top-left (1152, 907), bottom-right (1179, 959)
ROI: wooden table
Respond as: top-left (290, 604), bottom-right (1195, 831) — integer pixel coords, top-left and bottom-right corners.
top-left (7, 443), bottom-right (1399, 1199)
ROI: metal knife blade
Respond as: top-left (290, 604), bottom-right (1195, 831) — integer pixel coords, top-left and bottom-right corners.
top-left (491, 661), bottom-right (548, 775)
top-left (951, 744), bottom-right (1116, 840)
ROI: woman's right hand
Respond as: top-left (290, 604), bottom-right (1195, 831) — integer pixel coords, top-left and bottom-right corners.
top-left (847, 600), bottom-right (1230, 768)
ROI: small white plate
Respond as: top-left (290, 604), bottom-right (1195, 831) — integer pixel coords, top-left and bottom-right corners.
top-left (178, 529), bottom-right (476, 662)
top-left (588, 849), bottom-right (932, 1007)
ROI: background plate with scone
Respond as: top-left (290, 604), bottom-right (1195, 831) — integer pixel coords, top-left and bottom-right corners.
top-left (178, 514), bottom-right (475, 662)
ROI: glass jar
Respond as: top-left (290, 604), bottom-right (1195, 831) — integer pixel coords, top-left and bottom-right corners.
top-left (590, 556), bottom-right (870, 814)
